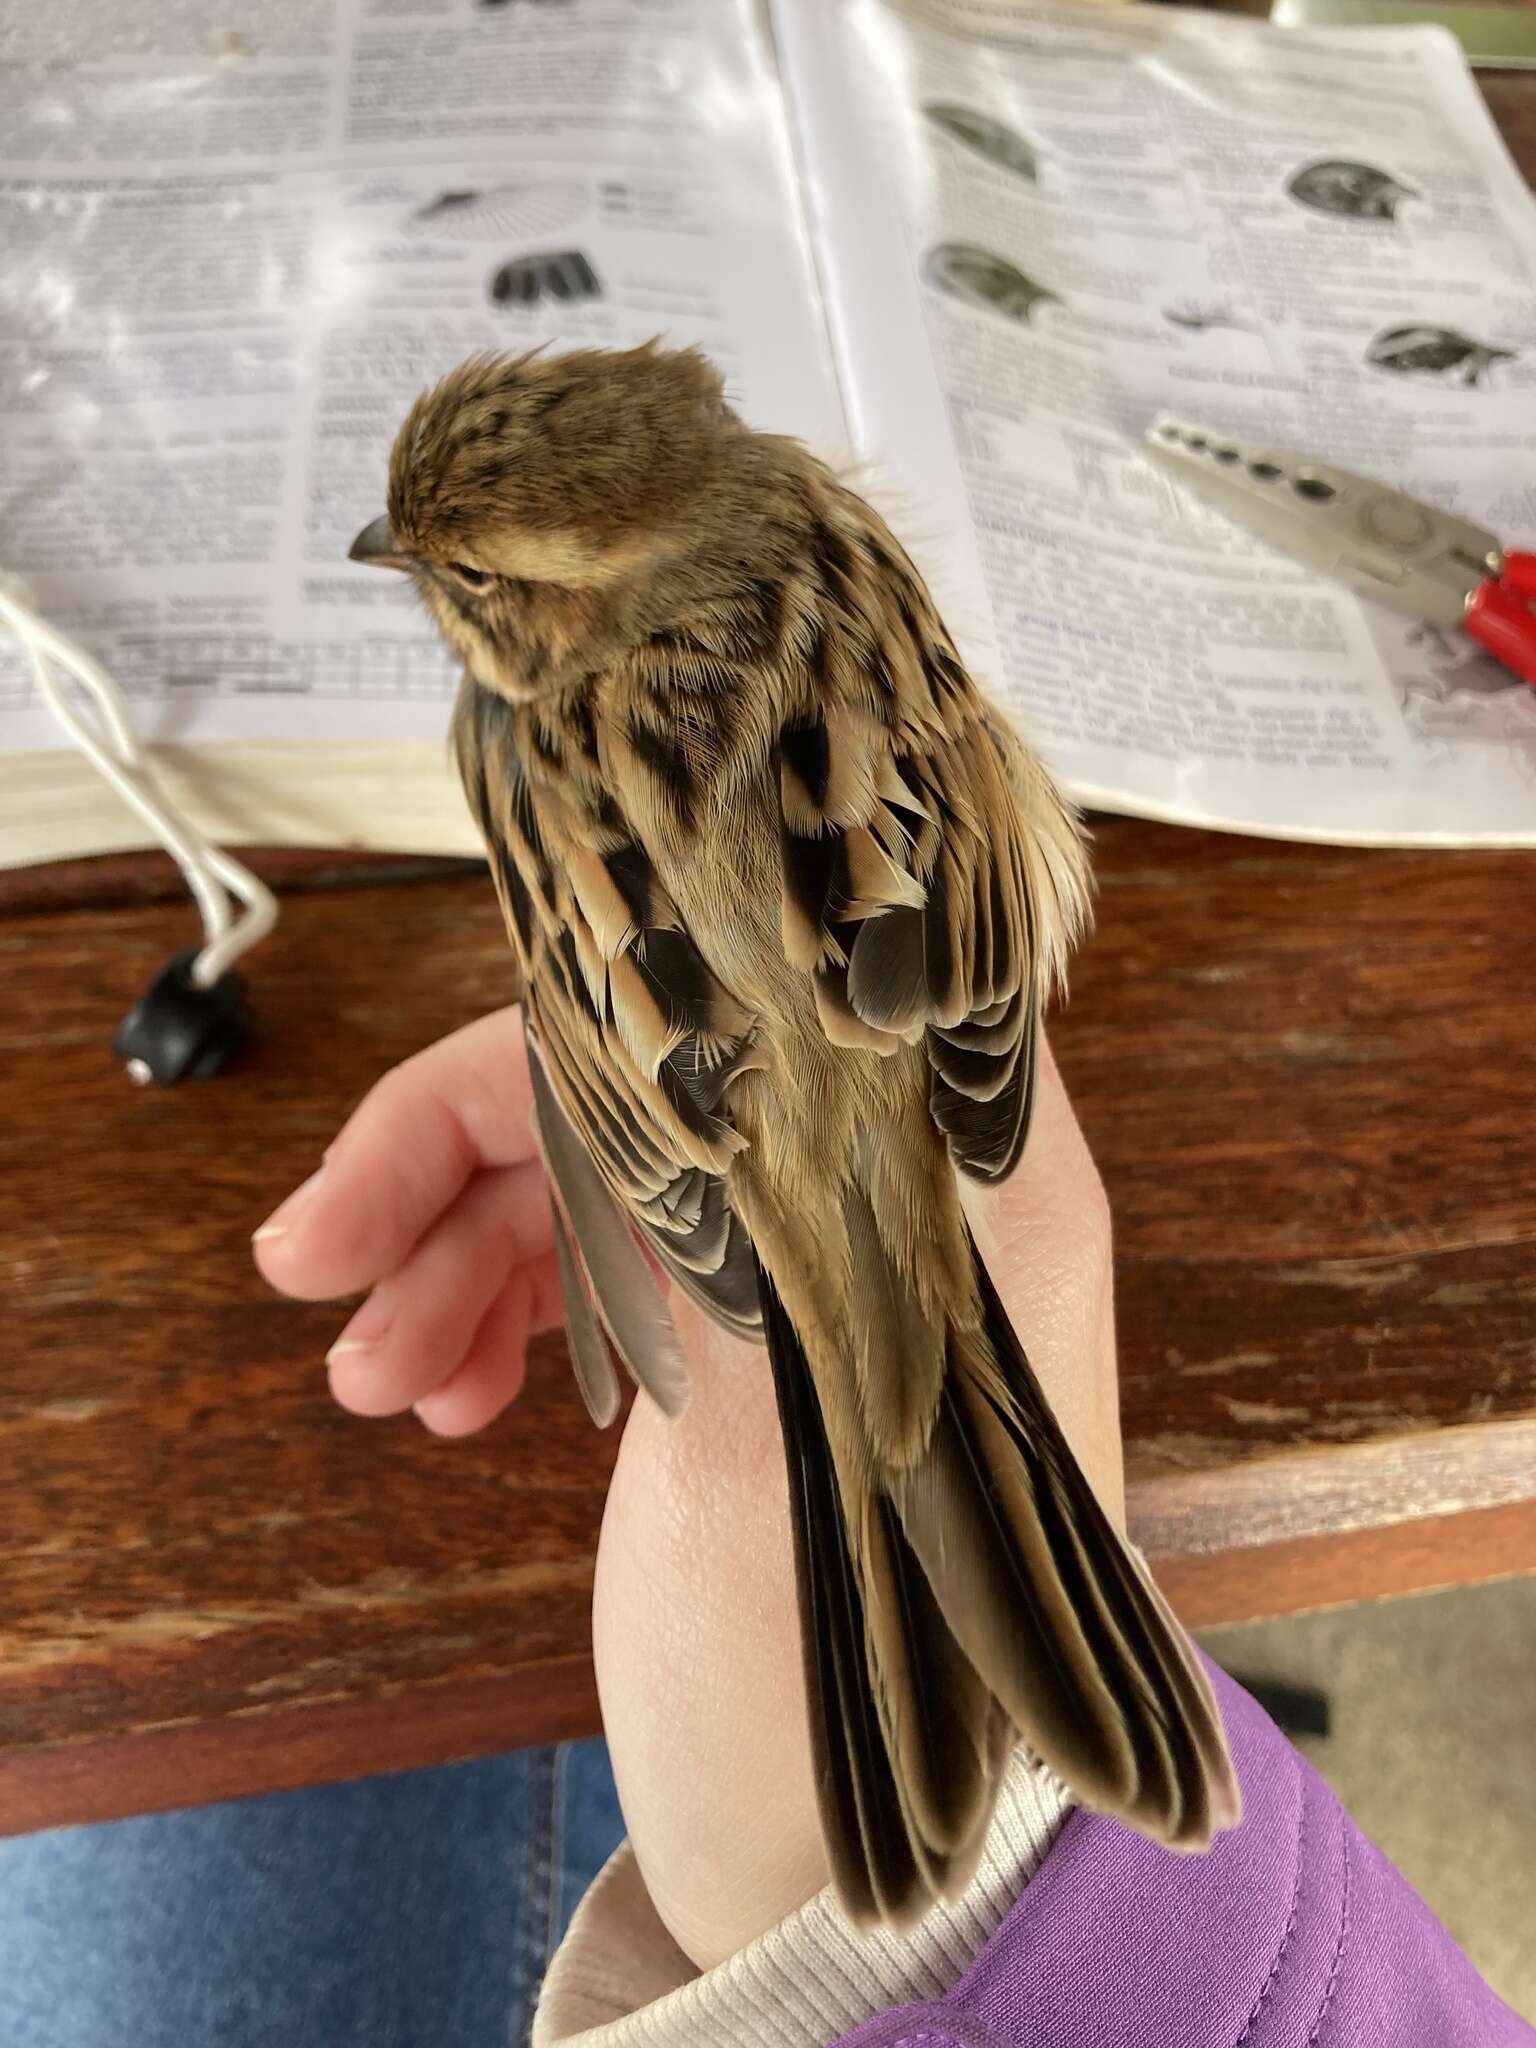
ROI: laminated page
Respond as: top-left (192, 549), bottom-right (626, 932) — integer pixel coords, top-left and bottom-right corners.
top-left (0, 0), bottom-right (844, 859)
top-left (777, 0), bottom-right (1536, 843)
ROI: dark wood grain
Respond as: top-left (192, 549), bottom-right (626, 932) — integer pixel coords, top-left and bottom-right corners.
top-left (1474, 70), bottom-right (1536, 171)
top-left (1, 877), bottom-right (598, 1772)
top-left (1163, 1498), bottom-right (1536, 1634)
top-left (1068, 828), bottom-right (1536, 1495)
top-left (4, 67), bottom-right (1536, 1841)
top-left (0, 1666), bottom-right (603, 1842)
top-left (3, 816), bottom-right (1532, 1834)
top-left (0, 846), bottom-right (479, 917)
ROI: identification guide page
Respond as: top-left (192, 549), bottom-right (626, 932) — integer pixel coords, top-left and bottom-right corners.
top-left (2, 0), bottom-right (1534, 860)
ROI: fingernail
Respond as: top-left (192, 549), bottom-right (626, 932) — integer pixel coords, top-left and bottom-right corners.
top-left (326, 1297), bottom-right (394, 1367)
top-left (253, 1164), bottom-right (326, 1243)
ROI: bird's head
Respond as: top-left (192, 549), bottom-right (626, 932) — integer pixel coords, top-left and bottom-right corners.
top-left (349, 342), bottom-right (739, 690)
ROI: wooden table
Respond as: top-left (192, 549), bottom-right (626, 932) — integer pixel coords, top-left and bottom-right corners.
top-left (4, 823), bottom-right (1532, 1837)
top-left (4, 86), bottom-right (1536, 1845)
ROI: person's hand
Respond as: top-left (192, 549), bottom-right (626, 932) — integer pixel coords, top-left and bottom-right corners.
top-left (254, 1008), bottom-right (1121, 1972)
top-left (254, 1016), bottom-right (563, 1437)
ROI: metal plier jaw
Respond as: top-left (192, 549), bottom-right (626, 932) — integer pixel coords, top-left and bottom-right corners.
top-left (1145, 415), bottom-right (1536, 684)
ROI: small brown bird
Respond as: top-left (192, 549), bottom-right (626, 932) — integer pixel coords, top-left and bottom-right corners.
top-left (351, 342), bottom-right (1239, 1928)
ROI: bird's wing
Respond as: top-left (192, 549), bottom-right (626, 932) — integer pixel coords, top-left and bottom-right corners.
top-left (456, 683), bottom-right (763, 1424)
top-left (772, 519), bottom-right (1090, 1181)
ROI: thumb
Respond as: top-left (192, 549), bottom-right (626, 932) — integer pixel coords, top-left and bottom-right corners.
top-left (593, 1291), bottom-right (823, 1974)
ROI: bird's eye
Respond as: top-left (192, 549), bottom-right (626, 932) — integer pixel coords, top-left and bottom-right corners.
top-left (449, 562), bottom-right (489, 588)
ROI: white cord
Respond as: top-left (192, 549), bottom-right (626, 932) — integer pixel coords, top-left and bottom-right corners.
top-left (0, 574), bottom-right (278, 986)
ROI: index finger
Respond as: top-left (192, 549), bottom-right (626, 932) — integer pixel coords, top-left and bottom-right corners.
top-left (253, 1005), bottom-right (538, 1301)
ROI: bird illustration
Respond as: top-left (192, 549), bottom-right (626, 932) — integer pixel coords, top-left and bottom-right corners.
top-left (923, 101), bottom-right (1039, 182)
top-left (1286, 159), bottom-right (1417, 223)
top-left (406, 180), bottom-right (587, 242)
top-left (349, 343), bottom-right (1239, 1929)
top-left (1164, 300), bottom-right (1255, 334)
top-left (489, 248), bottom-right (602, 309)
top-left (924, 241), bottom-right (1060, 326)
top-left (1367, 324), bottom-right (1515, 387)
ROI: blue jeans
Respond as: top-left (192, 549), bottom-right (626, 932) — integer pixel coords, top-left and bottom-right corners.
top-left (0, 1739), bottom-right (623, 2048)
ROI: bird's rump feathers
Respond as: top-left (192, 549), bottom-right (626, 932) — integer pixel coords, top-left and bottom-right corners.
top-left (378, 343), bottom-right (1239, 1930)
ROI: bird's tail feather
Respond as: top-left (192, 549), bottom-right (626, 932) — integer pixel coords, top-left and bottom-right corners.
top-left (758, 1232), bottom-right (1240, 1932)
top-left (762, 1267), bottom-right (998, 1927)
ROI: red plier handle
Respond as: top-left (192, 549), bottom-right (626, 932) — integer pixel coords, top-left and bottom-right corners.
top-left (1462, 548), bottom-right (1536, 687)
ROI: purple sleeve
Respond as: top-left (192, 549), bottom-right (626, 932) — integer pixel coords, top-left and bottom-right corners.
top-left (833, 1660), bottom-right (1532, 2048)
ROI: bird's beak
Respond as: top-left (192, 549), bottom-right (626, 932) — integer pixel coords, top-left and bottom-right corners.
top-left (348, 515), bottom-right (412, 570)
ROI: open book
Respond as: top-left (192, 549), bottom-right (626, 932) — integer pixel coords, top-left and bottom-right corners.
top-left (4, 0), bottom-right (1535, 865)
